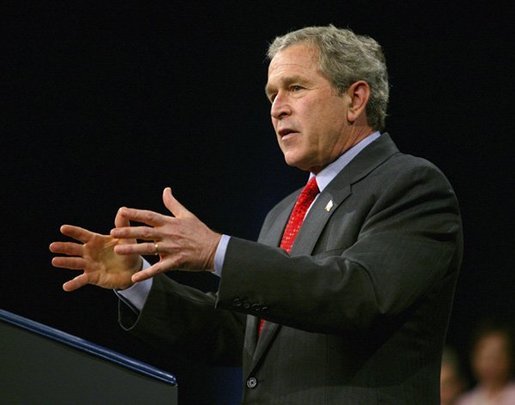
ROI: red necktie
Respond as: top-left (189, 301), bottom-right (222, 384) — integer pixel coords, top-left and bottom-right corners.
top-left (279, 177), bottom-right (320, 253)
top-left (258, 177), bottom-right (320, 335)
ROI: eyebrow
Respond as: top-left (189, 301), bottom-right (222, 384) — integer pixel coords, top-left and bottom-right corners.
top-left (265, 74), bottom-right (308, 98)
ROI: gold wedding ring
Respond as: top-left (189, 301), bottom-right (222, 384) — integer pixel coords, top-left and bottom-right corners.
top-left (154, 243), bottom-right (159, 256)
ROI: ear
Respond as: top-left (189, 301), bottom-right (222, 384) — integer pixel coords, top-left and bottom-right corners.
top-left (345, 80), bottom-right (370, 124)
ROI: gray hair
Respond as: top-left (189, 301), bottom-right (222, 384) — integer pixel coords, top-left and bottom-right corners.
top-left (267, 25), bottom-right (389, 131)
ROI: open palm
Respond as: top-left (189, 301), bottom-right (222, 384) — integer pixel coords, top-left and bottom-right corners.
top-left (50, 217), bottom-right (142, 291)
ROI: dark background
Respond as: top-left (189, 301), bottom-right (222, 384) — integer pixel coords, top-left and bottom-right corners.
top-left (2, 1), bottom-right (514, 403)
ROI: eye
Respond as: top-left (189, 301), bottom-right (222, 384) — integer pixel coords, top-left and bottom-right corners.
top-left (290, 85), bottom-right (303, 92)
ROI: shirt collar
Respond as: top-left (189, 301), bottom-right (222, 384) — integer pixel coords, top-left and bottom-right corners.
top-left (312, 131), bottom-right (381, 192)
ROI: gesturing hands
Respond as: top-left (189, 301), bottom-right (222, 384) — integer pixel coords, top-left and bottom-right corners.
top-left (111, 187), bottom-right (222, 283)
top-left (49, 212), bottom-right (143, 291)
top-left (50, 187), bottom-right (222, 291)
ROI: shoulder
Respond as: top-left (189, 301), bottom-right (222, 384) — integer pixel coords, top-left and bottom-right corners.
top-left (366, 150), bottom-right (456, 198)
top-left (367, 133), bottom-right (450, 180)
top-left (380, 151), bottom-right (448, 180)
top-left (334, 133), bottom-right (455, 196)
top-left (346, 147), bottom-right (458, 213)
top-left (502, 382), bottom-right (515, 398)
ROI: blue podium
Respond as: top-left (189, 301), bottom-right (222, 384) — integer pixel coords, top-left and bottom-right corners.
top-left (0, 309), bottom-right (177, 404)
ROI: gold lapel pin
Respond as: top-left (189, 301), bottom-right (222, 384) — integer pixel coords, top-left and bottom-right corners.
top-left (325, 200), bottom-right (334, 212)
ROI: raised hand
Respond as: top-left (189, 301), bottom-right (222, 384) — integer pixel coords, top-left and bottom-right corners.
top-left (110, 187), bottom-right (222, 283)
top-left (49, 213), bottom-right (143, 291)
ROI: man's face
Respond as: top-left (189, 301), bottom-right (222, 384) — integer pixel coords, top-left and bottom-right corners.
top-left (266, 43), bottom-right (354, 173)
top-left (473, 332), bottom-right (512, 384)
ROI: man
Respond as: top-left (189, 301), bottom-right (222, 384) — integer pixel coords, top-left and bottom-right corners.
top-left (50, 26), bottom-right (463, 403)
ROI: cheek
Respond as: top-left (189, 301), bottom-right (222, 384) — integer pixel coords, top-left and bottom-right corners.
top-left (271, 118), bottom-right (279, 131)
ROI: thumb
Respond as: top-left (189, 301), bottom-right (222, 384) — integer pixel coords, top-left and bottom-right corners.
top-left (162, 187), bottom-right (194, 218)
top-left (114, 207), bottom-right (130, 228)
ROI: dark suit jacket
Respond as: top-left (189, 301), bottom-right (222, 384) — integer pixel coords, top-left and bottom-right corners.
top-left (119, 134), bottom-right (463, 404)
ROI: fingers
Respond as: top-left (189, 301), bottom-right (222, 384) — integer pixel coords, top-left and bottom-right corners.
top-left (162, 187), bottom-right (194, 219)
top-left (59, 225), bottom-right (94, 243)
top-left (51, 256), bottom-right (87, 270)
top-left (116, 207), bottom-right (168, 227)
top-left (131, 261), bottom-right (166, 283)
top-left (113, 241), bottom-right (159, 256)
top-left (49, 241), bottom-right (85, 269)
top-left (111, 189), bottom-right (197, 241)
top-left (49, 241), bottom-right (83, 256)
top-left (110, 225), bottom-right (160, 241)
top-left (63, 274), bottom-right (89, 292)
top-left (114, 208), bottom-right (130, 228)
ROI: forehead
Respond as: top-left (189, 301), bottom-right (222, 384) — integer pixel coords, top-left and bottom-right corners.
top-left (266, 43), bottom-right (320, 83)
top-left (476, 333), bottom-right (509, 352)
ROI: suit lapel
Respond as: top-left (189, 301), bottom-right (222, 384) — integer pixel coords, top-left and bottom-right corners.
top-left (257, 192), bottom-right (298, 248)
top-left (252, 321), bottom-right (280, 366)
top-left (244, 316), bottom-right (258, 356)
top-left (290, 185), bottom-right (351, 256)
top-left (291, 133), bottom-right (399, 256)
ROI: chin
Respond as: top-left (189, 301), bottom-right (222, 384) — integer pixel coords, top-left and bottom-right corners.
top-left (284, 158), bottom-right (310, 172)
top-left (284, 158), bottom-right (299, 169)
top-left (282, 149), bottom-right (315, 171)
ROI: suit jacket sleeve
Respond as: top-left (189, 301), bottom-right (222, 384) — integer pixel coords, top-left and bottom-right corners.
top-left (215, 154), bottom-right (463, 334)
top-left (118, 273), bottom-right (246, 366)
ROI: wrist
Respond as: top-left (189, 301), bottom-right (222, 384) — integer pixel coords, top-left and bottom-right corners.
top-left (206, 233), bottom-right (222, 271)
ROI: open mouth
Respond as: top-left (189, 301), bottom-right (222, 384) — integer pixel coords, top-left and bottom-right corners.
top-left (278, 128), bottom-right (298, 139)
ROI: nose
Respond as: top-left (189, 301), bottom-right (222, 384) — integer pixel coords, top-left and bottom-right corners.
top-left (270, 92), bottom-right (291, 120)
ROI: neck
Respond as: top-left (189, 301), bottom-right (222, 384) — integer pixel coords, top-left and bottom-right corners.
top-left (310, 126), bottom-right (376, 174)
top-left (483, 378), bottom-right (509, 397)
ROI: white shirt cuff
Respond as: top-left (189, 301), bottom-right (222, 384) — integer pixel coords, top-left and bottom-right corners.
top-left (214, 234), bottom-right (230, 277)
top-left (115, 259), bottom-right (153, 312)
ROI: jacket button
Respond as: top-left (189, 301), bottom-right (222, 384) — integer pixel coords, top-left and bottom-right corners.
top-left (246, 377), bottom-right (258, 389)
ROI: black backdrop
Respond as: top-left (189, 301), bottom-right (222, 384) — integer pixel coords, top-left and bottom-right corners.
top-left (2, 1), bottom-right (514, 403)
